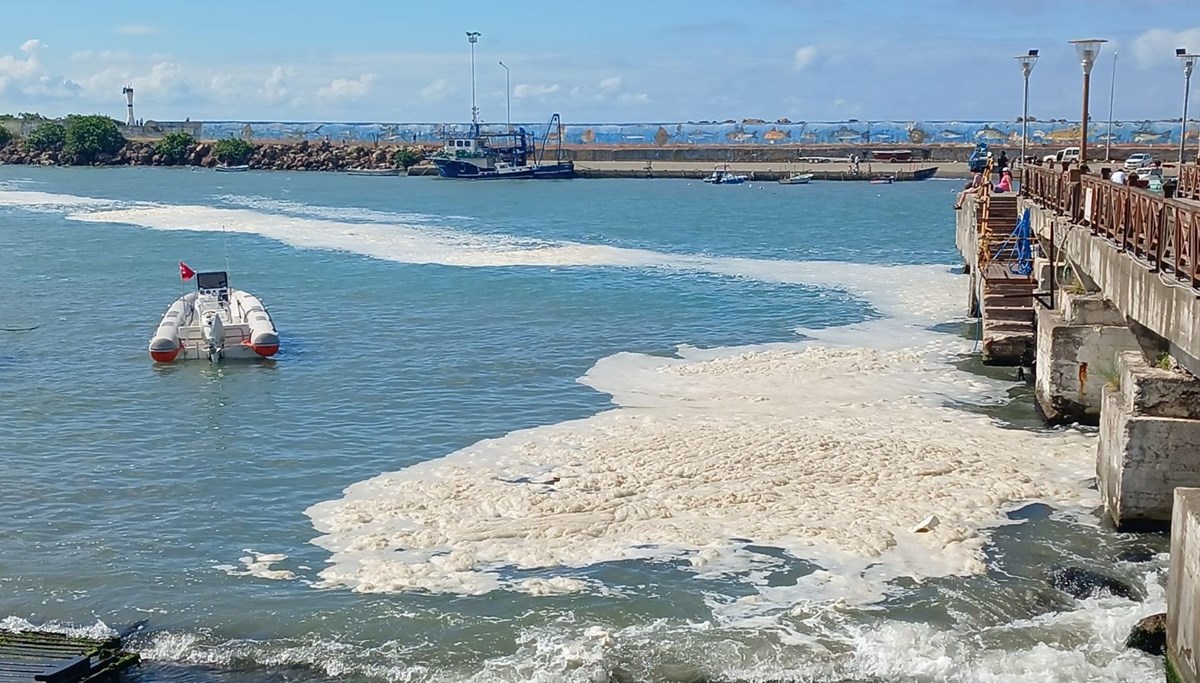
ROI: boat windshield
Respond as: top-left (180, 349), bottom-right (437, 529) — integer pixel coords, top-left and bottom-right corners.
top-left (196, 271), bottom-right (228, 290)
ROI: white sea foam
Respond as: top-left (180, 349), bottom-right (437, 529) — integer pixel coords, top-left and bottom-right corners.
top-left (8, 190), bottom-right (1096, 605)
top-left (216, 549), bottom-right (297, 581)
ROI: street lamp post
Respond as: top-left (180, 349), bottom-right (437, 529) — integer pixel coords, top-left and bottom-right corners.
top-left (498, 61), bottom-right (511, 133)
top-left (1069, 38), bottom-right (1107, 167)
top-left (1106, 52), bottom-right (1117, 161)
top-left (466, 31), bottom-right (481, 130)
top-left (1178, 49), bottom-right (1197, 167)
top-left (1015, 49), bottom-right (1039, 185)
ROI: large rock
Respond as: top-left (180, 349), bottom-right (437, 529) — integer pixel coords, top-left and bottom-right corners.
top-left (1125, 612), bottom-right (1166, 655)
top-left (1046, 566), bottom-right (1141, 601)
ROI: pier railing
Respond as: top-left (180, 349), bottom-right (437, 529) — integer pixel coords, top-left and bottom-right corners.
top-left (1021, 165), bottom-right (1200, 291)
top-left (1179, 164), bottom-right (1200, 202)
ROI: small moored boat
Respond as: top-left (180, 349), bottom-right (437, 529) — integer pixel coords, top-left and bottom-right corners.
top-left (778, 172), bottom-right (814, 185)
top-left (346, 168), bottom-right (404, 176)
top-left (214, 165), bottom-right (249, 173)
top-left (702, 164), bottom-right (749, 185)
top-left (149, 268), bottom-right (279, 363)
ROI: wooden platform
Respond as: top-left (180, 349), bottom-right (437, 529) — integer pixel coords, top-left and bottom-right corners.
top-left (0, 630), bottom-right (138, 683)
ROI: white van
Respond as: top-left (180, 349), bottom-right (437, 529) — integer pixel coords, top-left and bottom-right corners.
top-left (1043, 147), bottom-right (1082, 164)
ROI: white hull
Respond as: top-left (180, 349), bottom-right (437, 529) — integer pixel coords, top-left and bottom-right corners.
top-left (149, 288), bottom-right (279, 362)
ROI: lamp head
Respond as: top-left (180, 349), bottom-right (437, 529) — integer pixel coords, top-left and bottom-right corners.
top-left (1015, 49), bottom-right (1039, 77)
top-left (466, 31), bottom-right (480, 44)
top-left (1069, 39), bottom-right (1107, 74)
top-left (1179, 49), bottom-right (1198, 77)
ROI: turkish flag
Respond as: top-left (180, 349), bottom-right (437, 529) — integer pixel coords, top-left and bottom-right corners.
top-left (179, 261), bottom-right (195, 281)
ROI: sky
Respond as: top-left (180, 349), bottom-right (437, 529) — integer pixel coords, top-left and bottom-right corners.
top-left (1, 0), bottom-right (1199, 124)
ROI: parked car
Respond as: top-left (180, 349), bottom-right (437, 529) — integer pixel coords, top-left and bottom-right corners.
top-left (1043, 147), bottom-right (1081, 164)
top-left (1124, 153), bottom-right (1155, 170)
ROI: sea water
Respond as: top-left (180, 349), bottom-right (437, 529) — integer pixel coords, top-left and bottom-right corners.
top-left (0, 167), bottom-right (1168, 682)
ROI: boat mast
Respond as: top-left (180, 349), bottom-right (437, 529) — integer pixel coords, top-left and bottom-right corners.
top-left (466, 31), bottom-right (481, 136)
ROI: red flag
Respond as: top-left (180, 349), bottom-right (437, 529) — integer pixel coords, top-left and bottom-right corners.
top-left (179, 261), bottom-right (195, 281)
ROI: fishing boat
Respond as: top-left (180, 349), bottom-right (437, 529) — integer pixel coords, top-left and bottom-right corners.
top-left (431, 114), bottom-right (575, 180)
top-left (870, 177), bottom-right (894, 185)
top-left (778, 172), bottom-right (814, 185)
top-left (702, 164), bottom-right (749, 185)
top-left (214, 164), bottom-right (249, 173)
top-left (149, 267), bottom-right (279, 363)
top-left (346, 168), bottom-right (403, 176)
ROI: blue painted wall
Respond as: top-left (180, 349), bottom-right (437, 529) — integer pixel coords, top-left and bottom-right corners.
top-left (196, 119), bottom-right (1196, 146)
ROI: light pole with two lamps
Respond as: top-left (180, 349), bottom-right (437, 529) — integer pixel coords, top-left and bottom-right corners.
top-left (466, 31), bottom-right (481, 130)
top-left (1069, 38), bottom-right (1107, 167)
top-left (1178, 49), bottom-right (1197, 168)
top-left (1015, 49), bottom-right (1039, 184)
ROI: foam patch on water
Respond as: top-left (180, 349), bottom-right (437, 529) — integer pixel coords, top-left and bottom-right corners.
top-left (0, 616), bottom-right (117, 639)
top-left (215, 550), bottom-right (297, 581)
top-left (0, 189), bottom-right (123, 213)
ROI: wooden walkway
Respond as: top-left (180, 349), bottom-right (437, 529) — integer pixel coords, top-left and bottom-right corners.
top-left (970, 192), bottom-right (1036, 365)
top-left (0, 630), bottom-right (138, 683)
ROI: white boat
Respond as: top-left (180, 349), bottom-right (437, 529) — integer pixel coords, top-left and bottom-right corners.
top-left (214, 165), bottom-right (249, 173)
top-left (346, 168), bottom-right (404, 176)
top-left (778, 172), bottom-right (814, 185)
top-left (149, 270), bottom-right (279, 363)
top-left (702, 164), bottom-right (749, 185)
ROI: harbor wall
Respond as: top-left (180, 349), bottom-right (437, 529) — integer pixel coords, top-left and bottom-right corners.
top-left (190, 119), bottom-right (1198, 147)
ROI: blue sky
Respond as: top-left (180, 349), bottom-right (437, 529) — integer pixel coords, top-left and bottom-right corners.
top-left (1, 0), bottom-right (1198, 124)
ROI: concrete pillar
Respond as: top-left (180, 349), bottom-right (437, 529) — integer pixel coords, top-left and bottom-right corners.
top-left (1035, 293), bottom-right (1140, 424)
top-left (1168, 488), bottom-right (1200, 683)
top-left (1099, 351), bottom-right (1200, 529)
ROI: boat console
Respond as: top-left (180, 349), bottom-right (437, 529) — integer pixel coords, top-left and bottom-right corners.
top-left (196, 271), bottom-right (230, 303)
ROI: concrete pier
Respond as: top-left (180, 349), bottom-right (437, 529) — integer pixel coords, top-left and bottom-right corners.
top-left (1098, 351), bottom-right (1200, 529)
top-left (1169, 488), bottom-right (1200, 682)
top-left (1033, 292), bottom-right (1139, 424)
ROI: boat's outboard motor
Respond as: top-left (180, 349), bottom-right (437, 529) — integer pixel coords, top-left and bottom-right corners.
top-left (202, 311), bottom-right (225, 362)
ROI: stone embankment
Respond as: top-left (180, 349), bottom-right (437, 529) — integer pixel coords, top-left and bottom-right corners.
top-left (0, 139), bottom-right (434, 172)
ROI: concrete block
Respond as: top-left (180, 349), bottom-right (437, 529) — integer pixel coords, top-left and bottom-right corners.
top-left (1168, 487), bottom-right (1200, 683)
top-left (1062, 292), bottom-right (1126, 326)
top-left (1099, 385), bottom-right (1200, 530)
top-left (1035, 305), bottom-right (1139, 424)
top-left (1118, 350), bottom-right (1200, 420)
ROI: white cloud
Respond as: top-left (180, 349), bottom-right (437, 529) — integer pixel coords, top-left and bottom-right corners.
top-left (0, 39), bottom-right (45, 89)
top-left (421, 78), bottom-right (451, 102)
top-left (317, 73), bottom-right (377, 99)
top-left (513, 82), bottom-right (560, 99)
top-left (260, 65), bottom-right (295, 103)
top-left (116, 25), bottom-right (161, 35)
top-left (793, 45), bottom-right (818, 71)
top-left (617, 92), bottom-right (650, 105)
top-left (598, 76), bottom-right (622, 92)
top-left (1132, 27), bottom-right (1200, 68)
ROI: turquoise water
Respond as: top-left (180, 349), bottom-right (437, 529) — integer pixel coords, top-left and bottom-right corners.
top-left (0, 168), bottom-right (1167, 682)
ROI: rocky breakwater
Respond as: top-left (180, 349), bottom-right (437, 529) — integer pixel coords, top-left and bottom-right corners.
top-left (0, 138), bottom-right (432, 172)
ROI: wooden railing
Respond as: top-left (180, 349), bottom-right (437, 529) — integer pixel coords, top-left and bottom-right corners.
top-left (1179, 164), bottom-right (1200, 202)
top-left (1021, 167), bottom-right (1200, 292)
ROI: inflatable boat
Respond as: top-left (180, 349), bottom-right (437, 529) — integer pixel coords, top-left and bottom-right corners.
top-left (149, 270), bottom-right (279, 363)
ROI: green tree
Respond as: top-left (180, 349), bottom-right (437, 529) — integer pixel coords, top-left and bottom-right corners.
top-left (0, 125), bottom-right (12, 148)
top-left (155, 132), bottom-right (195, 164)
top-left (25, 122), bottom-right (65, 151)
top-left (213, 137), bottom-right (254, 165)
top-left (64, 115), bottom-right (125, 163)
top-left (393, 147), bottom-right (424, 169)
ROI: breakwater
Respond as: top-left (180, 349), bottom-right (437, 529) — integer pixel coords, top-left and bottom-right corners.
top-left (0, 139), bottom-right (434, 171)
